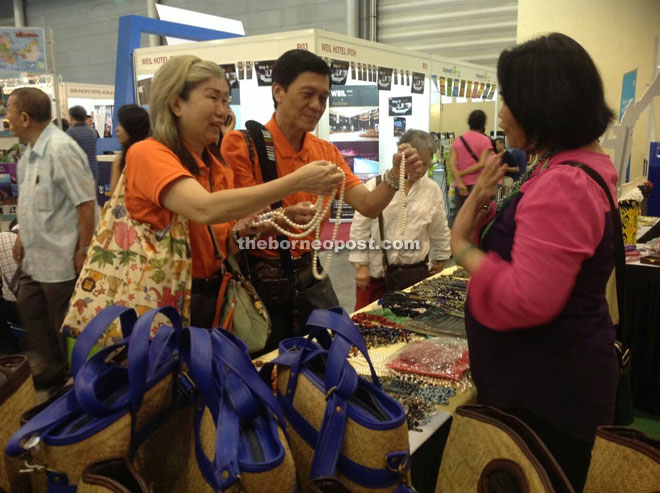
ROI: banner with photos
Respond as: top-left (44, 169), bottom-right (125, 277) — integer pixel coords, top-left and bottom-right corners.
top-left (378, 67), bottom-right (393, 91)
top-left (330, 59), bottom-right (349, 85)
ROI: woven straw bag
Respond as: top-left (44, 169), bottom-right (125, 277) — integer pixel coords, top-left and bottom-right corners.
top-left (179, 325), bottom-right (296, 492)
top-left (6, 306), bottom-right (197, 490)
top-left (270, 307), bottom-right (413, 492)
top-left (435, 405), bottom-right (574, 492)
top-left (584, 426), bottom-right (660, 492)
top-left (0, 355), bottom-right (37, 493)
top-left (62, 170), bottom-right (192, 347)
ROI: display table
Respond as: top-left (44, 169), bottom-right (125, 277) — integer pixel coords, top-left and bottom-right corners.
top-left (256, 268), bottom-right (476, 491)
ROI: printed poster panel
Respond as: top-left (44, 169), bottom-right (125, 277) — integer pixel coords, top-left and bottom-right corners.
top-left (411, 72), bottom-right (425, 94)
top-left (388, 96), bottom-right (412, 116)
top-left (330, 59), bottom-right (349, 86)
top-left (378, 67), bottom-right (393, 91)
top-left (255, 60), bottom-right (276, 86)
top-left (0, 28), bottom-right (47, 73)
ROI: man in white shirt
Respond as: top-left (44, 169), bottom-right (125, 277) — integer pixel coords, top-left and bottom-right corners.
top-left (7, 88), bottom-right (95, 389)
top-left (349, 130), bottom-right (451, 310)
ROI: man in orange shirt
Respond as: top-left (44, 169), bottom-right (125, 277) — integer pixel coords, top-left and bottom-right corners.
top-left (222, 49), bottom-right (421, 351)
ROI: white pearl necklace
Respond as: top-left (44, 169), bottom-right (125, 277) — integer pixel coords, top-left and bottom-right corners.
top-left (396, 152), bottom-right (407, 238)
top-left (251, 164), bottom-right (346, 280)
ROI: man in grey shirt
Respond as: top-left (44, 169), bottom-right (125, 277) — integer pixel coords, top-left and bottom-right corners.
top-left (8, 88), bottom-right (95, 391)
top-left (67, 105), bottom-right (98, 183)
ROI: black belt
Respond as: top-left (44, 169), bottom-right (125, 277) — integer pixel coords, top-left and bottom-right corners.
top-left (247, 252), bottom-right (313, 273)
top-left (192, 271), bottom-right (223, 294)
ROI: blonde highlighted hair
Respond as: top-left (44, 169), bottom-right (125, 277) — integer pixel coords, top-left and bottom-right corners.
top-left (149, 55), bottom-right (226, 174)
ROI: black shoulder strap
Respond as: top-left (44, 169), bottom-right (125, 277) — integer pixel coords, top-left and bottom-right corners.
top-left (243, 120), bottom-right (295, 285)
top-left (560, 161), bottom-right (625, 319)
top-left (375, 175), bottom-right (389, 269)
top-left (245, 120), bottom-right (281, 210)
top-left (459, 135), bottom-right (479, 162)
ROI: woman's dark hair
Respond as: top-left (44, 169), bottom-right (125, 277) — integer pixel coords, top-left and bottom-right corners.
top-left (468, 110), bottom-right (487, 131)
top-left (497, 33), bottom-right (614, 153)
top-left (117, 104), bottom-right (150, 172)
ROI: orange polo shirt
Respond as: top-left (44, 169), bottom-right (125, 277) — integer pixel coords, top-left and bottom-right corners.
top-left (221, 116), bottom-right (361, 258)
top-left (125, 138), bottom-right (234, 279)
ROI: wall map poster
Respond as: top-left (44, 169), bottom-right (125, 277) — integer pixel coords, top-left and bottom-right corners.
top-left (0, 28), bottom-right (46, 73)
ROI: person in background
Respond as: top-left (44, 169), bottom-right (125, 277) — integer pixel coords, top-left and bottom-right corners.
top-left (8, 88), bottom-right (95, 392)
top-left (67, 105), bottom-right (98, 181)
top-left (103, 124), bottom-right (112, 139)
top-left (510, 147), bottom-right (527, 181)
top-left (86, 114), bottom-right (100, 138)
top-left (123, 55), bottom-right (343, 328)
top-left (451, 33), bottom-right (618, 490)
top-left (52, 117), bottom-right (69, 131)
top-left (222, 49), bottom-right (422, 352)
top-left (448, 109), bottom-right (493, 225)
top-left (0, 221), bottom-right (20, 354)
top-left (109, 104), bottom-right (151, 195)
top-left (350, 129), bottom-right (451, 310)
top-left (494, 137), bottom-right (517, 195)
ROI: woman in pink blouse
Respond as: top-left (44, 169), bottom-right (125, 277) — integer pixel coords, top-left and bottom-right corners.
top-left (451, 33), bottom-right (619, 491)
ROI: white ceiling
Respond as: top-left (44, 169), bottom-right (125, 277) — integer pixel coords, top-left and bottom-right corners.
top-left (377, 0), bottom-right (518, 69)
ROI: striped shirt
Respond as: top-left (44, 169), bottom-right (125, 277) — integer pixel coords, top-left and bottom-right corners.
top-left (67, 123), bottom-right (98, 180)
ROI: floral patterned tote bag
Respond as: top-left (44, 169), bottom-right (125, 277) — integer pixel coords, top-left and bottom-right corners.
top-left (62, 171), bottom-right (192, 347)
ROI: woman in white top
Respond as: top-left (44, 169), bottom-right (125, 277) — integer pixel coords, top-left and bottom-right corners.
top-left (349, 129), bottom-right (451, 310)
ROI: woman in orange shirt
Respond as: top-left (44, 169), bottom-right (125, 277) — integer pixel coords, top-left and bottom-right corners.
top-left (125, 55), bottom-right (343, 327)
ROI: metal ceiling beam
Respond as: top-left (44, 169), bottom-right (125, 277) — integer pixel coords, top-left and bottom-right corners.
top-left (378, 5), bottom-right (517, 27)
top-left (406, 36), bottom-right (515, 51)
top-left (379, 21), bottom-right (517, 42)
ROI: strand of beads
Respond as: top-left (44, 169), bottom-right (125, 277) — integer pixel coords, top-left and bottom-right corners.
top-left (249, 164), bottom-right (346, 281)
top-left (311, 166), bottom-right (345, 280)
top-left (396, 151), bottom-right (407, 237)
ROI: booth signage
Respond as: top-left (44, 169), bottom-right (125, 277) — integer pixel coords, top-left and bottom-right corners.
top-left (329, 86), bottom-right (379, 107)
top-left (66, 84), bottom-right (114, 99)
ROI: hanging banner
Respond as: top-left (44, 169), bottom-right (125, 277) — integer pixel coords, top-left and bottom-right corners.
top-left (254, 60), bottom-right (276, 86)
top-left (619, 69), bottom-right (637, 122)
top-left (411, 72), bottom-right (425, 94)
top-left (330, 59), bottom-right (349, 85)
top-left (378, 67), bottom-right (393, 91)
top-left (220, 63), bottom-right (241, 104)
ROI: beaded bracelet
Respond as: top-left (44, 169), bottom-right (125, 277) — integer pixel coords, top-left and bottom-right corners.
top-left (382, 168), bottom-right (400, 191)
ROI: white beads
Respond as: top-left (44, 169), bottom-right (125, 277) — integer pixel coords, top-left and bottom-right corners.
top-left (396, 152), bottom-right (407, 238)
top-left (254, 163), bottom-right (346, 280)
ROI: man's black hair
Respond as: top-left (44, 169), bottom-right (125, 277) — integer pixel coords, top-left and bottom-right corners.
top-left (497, 32), bottom-right (614, 153)
top-left (68, 105), bottom-right (87, 122)
top-left (271, 49), bottom-right (331, 108)
top-left (468, 110), bottom-right (487, 132)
